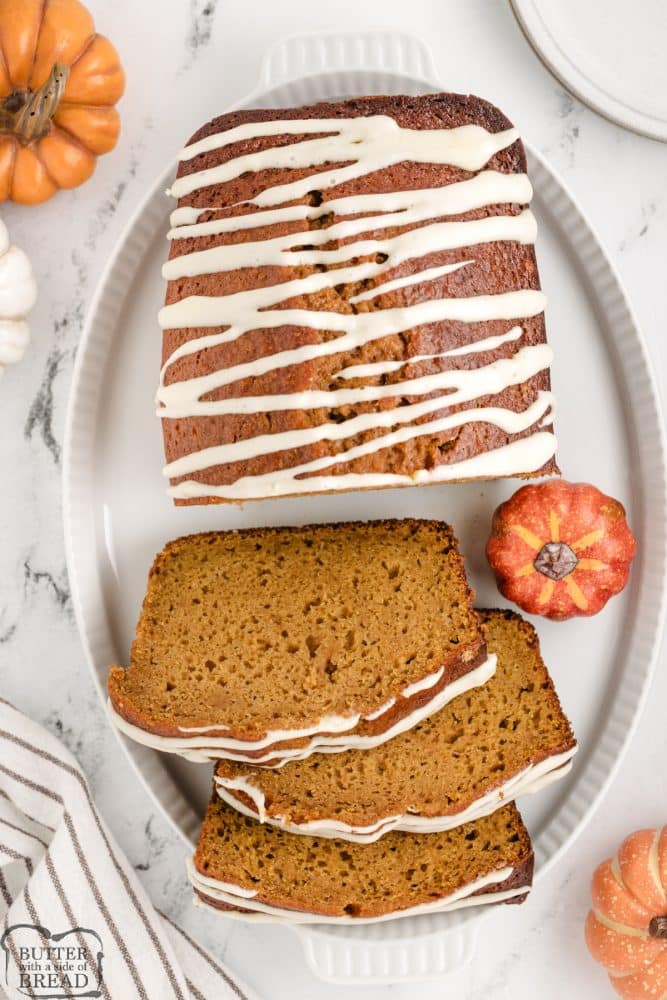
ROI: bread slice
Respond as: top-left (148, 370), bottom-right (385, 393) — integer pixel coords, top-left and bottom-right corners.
top-left (214, 609), bottom-right (576, 841)
top-left (189, 796), bottom-right (534, 923)
top-left (108, 520), bottom-right (493, 765)
top-left (159, 92), bottom-right (557, 505)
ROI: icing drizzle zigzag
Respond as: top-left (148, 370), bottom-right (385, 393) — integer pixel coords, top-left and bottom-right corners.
top-left (160, 113), bottom-right (555, 500)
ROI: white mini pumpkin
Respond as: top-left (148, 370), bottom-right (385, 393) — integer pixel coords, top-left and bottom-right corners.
top-left (0, 219), bottom-right (37, 377)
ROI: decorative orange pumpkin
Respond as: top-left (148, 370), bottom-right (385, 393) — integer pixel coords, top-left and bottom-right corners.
top-left (0, 0), bottom-right (125, 204)
top-left (586, 828), bottom-right (667, 999)
top-left (486, 480), bottom-right (636, 620)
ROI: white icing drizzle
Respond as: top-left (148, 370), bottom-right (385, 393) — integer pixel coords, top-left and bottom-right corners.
top-left (161, 352), bottom-right (554, 482)
top-left (162, 209), bottom-right (535, 280)
top-left (168, 201), bottom-right (314, 237)
top-left (168, 433), bottom-right (557, 502)
top-left (177, 662), bottom-right (447, 740)
top-left (171, 117), bottom-right (521, 199)
top-left (364, 697), bottom-right (396, 722)
top-left (180, 710), bottom-right (360, 743)
top-left (215, 748), bottom-right (576, 844)
top-left (158, 298), bottom-right (547, 421)
top-left (161, 113), bottom-right (554, 500)
top-left (170, 205), bottom-right (208, 226)
top-left (187, 856), bottom-right (528, 924)
top-left (349, 259), bottom-right (473, 303)
top-left (167, 170), bottom-right (532, 242)
top-left (400, 666), bottom-right (445, 699)
top-left (218, 775), bottom-right (269, 823)
top-left (108, 654), bottom-right (497, 765)
top-left (335, 325), bottom-right (524, 379)
top-left (193, 871), bottom-right (258, 900)
top-left (164, 390), bottom-right (554, 489)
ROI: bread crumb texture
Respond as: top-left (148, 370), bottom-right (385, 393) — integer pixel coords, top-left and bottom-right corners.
top-left (216, 609), bottom-right (575, 825)
top-left (108, 519), bottom-right (484, 737)
top-left (194, 796), bottom-right (533, 919)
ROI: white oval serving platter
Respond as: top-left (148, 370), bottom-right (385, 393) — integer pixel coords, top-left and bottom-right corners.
top-left (63, 31), bottom-right (667, 986)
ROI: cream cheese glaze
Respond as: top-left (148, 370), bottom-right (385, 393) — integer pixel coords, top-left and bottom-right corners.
top-left (214, 747), bottom-right (577, 843)
top-left (108, 653), bottom-right (496, 765)
top-left (160, 111), bottom-right (555, 501)
top-left (334, 325), bottom-right (524, 377)
top-left (171, 118), bottom-right (522, 196)
top-left (187, 856), bottom-right (529, 924)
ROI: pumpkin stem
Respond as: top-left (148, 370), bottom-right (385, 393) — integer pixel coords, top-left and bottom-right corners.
top-left (649, 916), bottom-right (667, 938)
top-left (534, 541), bottom-right (578, 581)
top-left (0, 63), bottom-right (70, 146)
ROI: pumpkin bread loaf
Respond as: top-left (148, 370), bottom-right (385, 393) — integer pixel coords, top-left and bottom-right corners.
top-left (108, 520), bottom-right (491, 765)
top-left (159, 92), bottom-right (557, 504)
top-left (214, 609), bottom-right (576, 841)
top-left (189, 796), bottom-right (534, 922)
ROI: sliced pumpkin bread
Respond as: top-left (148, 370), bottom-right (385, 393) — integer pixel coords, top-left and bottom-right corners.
top-left (214, 609), bottom-right (576, 840)
top-left (108, 520), bottom-right (492, 765)
top-left (189, 796), bottom-right (534, 923)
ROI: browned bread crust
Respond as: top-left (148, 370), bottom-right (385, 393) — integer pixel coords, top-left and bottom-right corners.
top-left (214, 608), bottom-right (576, 829)
top-left (192, 796), bottom-right (534, 919)
top-left (108, 519), bottom-right (487, 762)
top-left (162, 92), bottom-right (557, 504)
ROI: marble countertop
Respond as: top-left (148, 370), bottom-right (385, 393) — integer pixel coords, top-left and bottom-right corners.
top-left (1, 1), bottom-right (665, 997)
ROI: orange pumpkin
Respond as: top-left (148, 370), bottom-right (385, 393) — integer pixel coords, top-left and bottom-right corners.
top-left (486, 479), bottom-right (636, 620)
top-left (586, 828), bottom-right (667, 999)
top-left (0, 0), bottom-right (125, 204)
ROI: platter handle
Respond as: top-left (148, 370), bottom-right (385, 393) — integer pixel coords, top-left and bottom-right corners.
top-left (255, 30), bottom-right (442, 96)
top-left (295, 912), bottom-right (480, 985)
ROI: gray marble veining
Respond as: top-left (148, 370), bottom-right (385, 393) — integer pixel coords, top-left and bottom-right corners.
top-left (1, 2), bottom-right (666, 997)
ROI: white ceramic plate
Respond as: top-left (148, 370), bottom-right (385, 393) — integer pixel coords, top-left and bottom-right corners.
top-left (511, 0), bottom-right (667, 141)
top-left (63, 31), bottom-right (667, 985)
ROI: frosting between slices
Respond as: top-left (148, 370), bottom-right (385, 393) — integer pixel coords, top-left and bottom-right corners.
top-left (187, 856), bottom-right (528, 924)
top-left (215, 747), bottom-right (577, 843)
top-left (108, 653), bottom-right (496, 765)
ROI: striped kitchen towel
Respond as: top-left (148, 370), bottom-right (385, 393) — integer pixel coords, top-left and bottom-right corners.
top-left (0, 697), bottom-right (257, 1000)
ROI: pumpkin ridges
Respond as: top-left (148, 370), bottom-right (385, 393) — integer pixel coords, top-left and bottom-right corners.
top-left (487, 480), bottom-right (636, 620)
top-left (62, 24), bottom-right (95, 71)
top-left (22, 138), bottom-right (56, 185)
top-left (0, 38), bottom-right (12, 96)
top-left (36, 127), bottom-right (94, 189)
top-left (592, 859), bottom-right (655, 929)
top-left (28, 0), bottom-right (47, 87)
top-left (600, 532), bottom-right (638, 566)
top-left (10, 143), bottom-right (56, 203)
top-left (0, 139), bottom-right (16, 200)
top-left (617, 830), bottom-right (667, 915)
top-left (610, 952), bottom-right (667, 1000)
top-left (657, 828), bottom-right (667, 896)
top-left (29, 0), bottom-right (94, 89)
top-left (62, 34), bottom-right (124, 106)
top-left (586, 829), bottom-right (667, 998)
top-left (51, 111), bottom-right (119, 156)
top-left (57, 100), bottom-right (119, 111)
top-left (0, 0), bottom-right (45, 91)
top-left (585, 910), bottom-right (662, 976)
top-left (0, 0), bottom-right (122, 203)
top-left (49, 117), bottom-right (99, 155)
